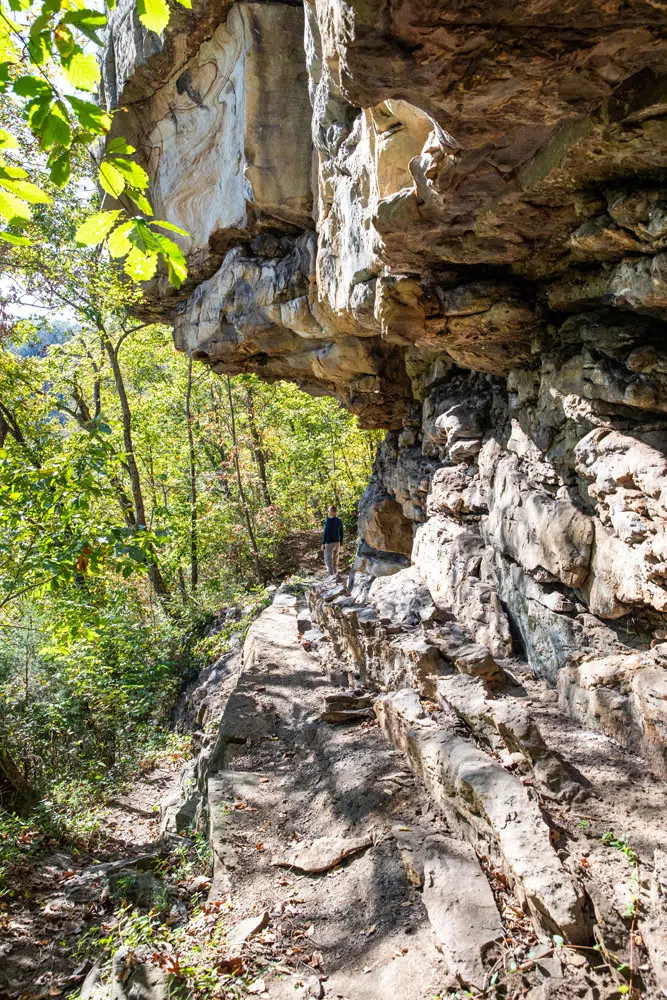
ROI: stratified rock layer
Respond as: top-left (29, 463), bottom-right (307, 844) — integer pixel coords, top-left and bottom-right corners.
top-left (105, 0), bottom-right (667, 799)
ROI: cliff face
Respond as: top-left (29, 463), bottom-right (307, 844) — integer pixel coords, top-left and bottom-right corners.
top-left (103, 0), bottom-right (667, 765)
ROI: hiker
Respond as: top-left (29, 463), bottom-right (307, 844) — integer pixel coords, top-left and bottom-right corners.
top-left (322, 505), bottom-right (343, 576)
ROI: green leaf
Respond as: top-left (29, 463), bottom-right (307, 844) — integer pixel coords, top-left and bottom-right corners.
top-left (154, 232), bottom-right (187, 286)
top-left (67, 96), bottom-right (112, 134)
top-left (618, 988), bottom-right (629, 995)
top-left (98, 161), bottom-right (125, 198)
top-left (106, 138), bottom-right (136, 156)
top-left (0, 129), bottom-right (18, 151)
top-left (0, 189), bottom-right (31, 223)
top-left (63, 9), bottom-right (107, 44)
top-left (13, 76), bottom-right (51, 98)
top-left (153, 219), bottom-right (189, 237)
top-left (0, 231), bottom-right (31, 245)
top-left (124, 246), bottom-right (158, 281)
top-left (27, 31), bottom-right (52, 66)
top-left (108, 156), bottom-right (149, 191)
top-left (48, 149), bottom-right (71, 188)
top-left (107, 220), bottom-right (133, 258)
top-left (128, 218), bottom-right (161, 254)
top-left (124, 188), bottom-right (153, 216)
top-left (136, 0), bottom-right (169, 34)
top-left (54, 25), bottom-right (77, 62)
top-left (40, 104), bottom-right (72, 149)
top-left (8, 0), bottom-right (32, 11)
top-left (0, 178), bottom-right (51, 204)
top-left (0, 164), bottom-right (28, 179)
top-left (62, 51), bottom-right (100, 92)
top-left (75, 209), bottom-right (121, 246)
top-left (26, 96), bottom-right (52, 132)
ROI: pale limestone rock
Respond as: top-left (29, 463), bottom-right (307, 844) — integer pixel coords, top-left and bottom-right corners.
top-left (273, 834), bottom-right (373, 873)
top-left (485, 453), bottom-right (594, 589)
top-left (558, 645), bottom-right (667, 776)
top-left (422, 835), bottom-right (503, 988)
top-left (374, 691), bottom-right (588, 942)
top-left (368, 567), bottom-right (432, 627)
top-left (413, 515), bottom-right (512, 657)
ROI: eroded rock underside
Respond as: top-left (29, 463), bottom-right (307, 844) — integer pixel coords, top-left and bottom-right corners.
top-left (103, 0), bottom-right (667, 990)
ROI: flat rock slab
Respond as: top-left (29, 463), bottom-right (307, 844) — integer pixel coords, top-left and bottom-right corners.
top-left (422, 835), bottom-right (504, 989)
top-left (226, 911), bottom-right (269, 954)
top-left (273, 834), bottom-right (373, 873)
top-left (320, 708), bottom-right (373, 724)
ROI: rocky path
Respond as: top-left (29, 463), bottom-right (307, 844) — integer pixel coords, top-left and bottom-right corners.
top-left (105, 584), bottom-right (667, 1000)
top-left (203, 593), bottom-right (451, 1000)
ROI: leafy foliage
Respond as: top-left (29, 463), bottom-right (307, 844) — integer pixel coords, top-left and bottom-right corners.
top-left (0, 0), bottom-right (189, 283)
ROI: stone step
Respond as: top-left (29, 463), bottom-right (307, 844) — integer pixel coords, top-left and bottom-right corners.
top-left (375, 689), bottom-right (588, 943)
top-left (437, 672), bottom-right (582, 802)
top-left (422, 834), bottom-right (504, 990)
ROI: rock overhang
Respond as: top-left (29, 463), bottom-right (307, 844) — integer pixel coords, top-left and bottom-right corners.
top-left (103, 0), bottom-right (667, 751)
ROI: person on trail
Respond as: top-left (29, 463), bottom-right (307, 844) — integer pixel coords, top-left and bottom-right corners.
top-left (322, 505), bottom-right (343, 576)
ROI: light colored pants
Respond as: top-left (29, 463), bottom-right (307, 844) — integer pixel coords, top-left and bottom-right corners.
top-left (324, 542), bottom-right (340, 575)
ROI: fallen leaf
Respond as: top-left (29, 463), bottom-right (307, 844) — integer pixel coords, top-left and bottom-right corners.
top-left (218, 956), bottom-right (243, 974)
top-left (247, 979), bottom-right (266, 994)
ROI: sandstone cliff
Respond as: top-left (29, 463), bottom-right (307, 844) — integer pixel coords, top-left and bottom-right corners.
top-left (103, 0), bottom-right (667, 832)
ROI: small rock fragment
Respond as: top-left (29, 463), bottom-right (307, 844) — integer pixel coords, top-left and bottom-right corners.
top-left (226, 911), bottom-right (269, 954)
top-left (274, 834), bottom-right (373, 873)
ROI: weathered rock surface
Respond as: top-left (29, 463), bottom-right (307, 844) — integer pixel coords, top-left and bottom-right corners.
top-left (375, 689), bottom-right (588, 943)
top-left (105, 2), bottom-right (667, 980)
top-left (421, 835), bottom-right (503, 989)
top-left (107, 0), bottom-right (667, 746)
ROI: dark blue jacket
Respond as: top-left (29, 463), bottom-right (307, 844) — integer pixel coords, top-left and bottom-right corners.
top-left (322, 516), bottom-right (343, 545)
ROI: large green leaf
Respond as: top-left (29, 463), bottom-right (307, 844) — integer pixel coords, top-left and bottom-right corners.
top-left (0, 177), bottom-right (51, 204)
top-left (136, 0), bottom-right (169, 34)
top-left (68, 96), bottom-right (111, 133)
top-left (27, 95), bottom-right (52, 132)
top-left (124, 188), bottom-right (153, 216)
top-left (0, 231), bottom-right (31, 245)
top-left (47, 149), bottom-right (71, 188)
top-left (124, 246), bottom-right (158, 281)
top-left (107, 220), bottom-right (133, 258)
top-left (62, 51), bottom-right (100, 92)
top-left (106, 138), bottom-right (136, 156)
top-left (108, 157), bottom-right (149, 191)
top-left (154, 232), bottom-right (186, 274)
top-left (0, 164), bottom-right (28, 180)
top-left (75, 209), bottom-right (121, 246)
top-left (98, 161), bottom-right (125, 198)
top-left (0, 189), bottom-right (31, 223)
top-left (40, 103), bottom-right (71, 148)
top-left (154, 219), bottom-right (189, 236)
top-left (13, 76), bottom-right (51, 98)
top-left (63, 9), bottom-right (108, 45)
top-left (0, 129), bottom-right (18, 151)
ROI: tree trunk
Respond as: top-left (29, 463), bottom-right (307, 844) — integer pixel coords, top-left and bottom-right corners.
top-left (226, 377), bottom-right (264, 583)
top-left (0, 742), bottom-right (36, 811)
top-left (101, 333), bottom-right (170, 603)
top-left (185, 359), bottom-right (199, 591)
top-left (246, 386), bottom-right (271, 506)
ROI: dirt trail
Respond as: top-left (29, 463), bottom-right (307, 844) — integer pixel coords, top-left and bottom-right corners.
top-left (205, 593), bottom-right (452, 999)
